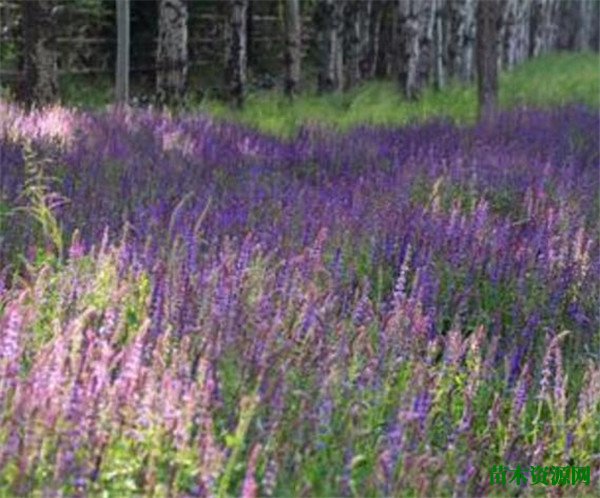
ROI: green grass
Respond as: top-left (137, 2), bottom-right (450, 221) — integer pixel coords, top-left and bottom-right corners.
top-left (201, 52), bottom-right (599, 136)
top-left (3, 52), bottom-right (598, 137)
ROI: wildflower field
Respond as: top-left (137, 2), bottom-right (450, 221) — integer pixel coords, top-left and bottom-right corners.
top-left (0, 99), bottom-right (598, 497)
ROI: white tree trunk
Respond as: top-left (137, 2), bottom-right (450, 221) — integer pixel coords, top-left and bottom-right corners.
top-left (502, 0), bottom-right (518, 70)
top-left (462, 0), bottom-right (476, 82)
top-left (575, 0), bottom-right (595, 50)
top-left (358, 0), bottom-right (373, 78)
top-left (476, 0), bottom-right (500, 119)
top-left (225, 0), bottom-right (248, 108)
top-left (514, 0), bottom-right (531, 64)
top-left (22, 0), bottom-right (59, 107)
top-left (343, 0), bottom-right (361, 89)
top-left (156, 0), bottom-right (188, 106)
top-left (417, 0), bottom-right (436, 88)
top-left (116, 0), bottom-right (130, 104)
top-left (333, 0), bottom-right (345, 91)
top-left (446, 0), bottom-right (476, 83)
top-left (315, 0), bottom-right (343, 92)
top-left (284, 0), bottom-right (301, 97)
top-left (433, 0), bottom-right (446, 89)
top-left (397, 0), bottom-right (422, 99)
top-left (530, 0), bottom-right (557, 57)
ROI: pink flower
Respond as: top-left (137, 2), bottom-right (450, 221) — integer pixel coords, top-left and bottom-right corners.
top-left (241, 444), bottom-right (262, 498)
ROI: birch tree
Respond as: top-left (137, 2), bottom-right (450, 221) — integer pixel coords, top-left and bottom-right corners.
top-left (513, 0), bottom-right (531, 65)
top-left (446, 0), bottom-right (476, 82)
top-left (397, 0), bottom-right (421, 99)
top-left (333, 0), bottom-right (345, 91)
top-left (343, 0), bottom-right (361, 90)
top-left (315, 0), bottom-right (343, 93)
top-left (375, 1), bottom-right (394, 77)
top-left (22, 0), bottom-right (59, 107)
top-left (284, 0), bottom-right (301, 98)
top-left (501, 0), bottom-right (518, 70)
top-left (574, 0), bottom-right (596, 51)
top-left (476, 0), bottom-right (500, 119)
top-left (156, 0), bottom-right (188, 106)
top-left (362, 0), bottom-right (382, 79)
top-left (416, 0), bottom-right (436, 90)
top-left (225, 0), bottom-right (249, 108)
top-left (397, 0), bottom-right (435, 99)
top-left (431, 0), bottom-right (446, 89)
top-left (530, 0), bottom-right (558, 57)
top-left (116, 0), bottom-right (130, 104)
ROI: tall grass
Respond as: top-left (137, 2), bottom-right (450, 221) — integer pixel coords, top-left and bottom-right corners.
top-left (201, 52), bottom-right (599, 136)
top-left (0, 101), bottom-right (598, 496)
top-left (13, 52), bottom-right (599, 137)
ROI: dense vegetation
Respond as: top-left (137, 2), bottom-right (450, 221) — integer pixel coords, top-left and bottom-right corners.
top-left (50, 52), bottom-right (600, 136)
top-left (1, 50), bottom-right (599, 496)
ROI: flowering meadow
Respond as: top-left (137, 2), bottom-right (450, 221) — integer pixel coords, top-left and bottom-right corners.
top-left (0, 102), bottom-right (598, 497)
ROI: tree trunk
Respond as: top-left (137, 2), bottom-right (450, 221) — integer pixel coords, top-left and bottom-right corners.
top-left (417, 0), bottom-right (436, 90)
top-left (476, 0), bottom-right (500, 120)
top-left (22, 0), bottom-right (59, 108)
top-left (530, 0), bottom-right (557, 57)
top-left (333, 0), bottom-right (345, 91)
top-left (375, 1), bottom-right (394, 78)
top-left (574, 0), bottom-right (595, 51)
top-left (433, 0), bottom-right (446, 89)
top-left (592, 0), bottom-right (600, 51)
top-left (514, 0), bottom-right (531, 64)
top-left (363, 0), bottom-right (382, 78)
top-left (116, 0), bottom-right (130, 104)
top-left (462, 0), bottom-right (476, 81)
top-left (284, 0), bottom-right (301, 98)
top-left (397, 0), bottom-right (421, 100)
top-left (315, 0), bottom-right (343, 93)
top-left (446, 0), bottom-right (476, 82)
top-left (502, 0), bottom-right (518, 70)
top-left (343, 1), bottom-right (361, 90)
top-left (358, 0), bottom-right (373, 78)
top-left (156, 0), bottom-right (188, 106)
top-left (246, 0), bottom-right (254, 67)
top-left (225, 0), bottom-right (248, 108)
top-left (496, 0), bottom-right (508, 73)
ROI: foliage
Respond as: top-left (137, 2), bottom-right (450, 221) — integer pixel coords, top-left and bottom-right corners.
top-left (199, 52), bottom-right (600, 136)
top-left (0, 98), bottom-right (598, 496)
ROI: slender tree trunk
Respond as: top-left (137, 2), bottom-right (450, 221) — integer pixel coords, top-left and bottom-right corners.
top-left (446, 0), bottom-right (463, 81)
top-left (364, 0), bottom-right (382, 78)
top-left (514, 0), bottom-right (531, 64)
top-left (476, 0), bottom-right (500, 120)
top-left (462, 0), bottom-right (476, 81)
top-left (397, 0), bottom-right (421, 100)
top-left (433, 0), bottom-right (446, 89)
top-left (417, 0), bottom-right (436, 90)
top-left (284, 0), bottom-right (301, 97)
top-left (343, 0), bottom-right (361, 90)
top-left (446, 0), bottom-right (476, 82)
top-left (574, 0), bottom-right (595, 51)
top-left (530, 0), bottom-right (556, 57)
top-left (496, 0), bottom-right (508, 73)
top-left (375, 1), bottom-right (394, 78)
top-left (225, 0), bottom-right (248, 108)
top-left (156, 0), bottom-right (188, 106)
top-left (315, 0), bottom-right (343, 93)
top-left (246, 0), bottom-right (254, 67)
top-left (592, 0), bottom-right (600, 51)
top-left (22, 0), bottom-right (59, 108)
top-left (333, 0), bottom-right (345, 90)
top-left (116, 0), bottom-right (130, 104)
top-left (502, 0), bottom-right (518, 70)
top-left (358, 0), bottom-right (373, 78)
